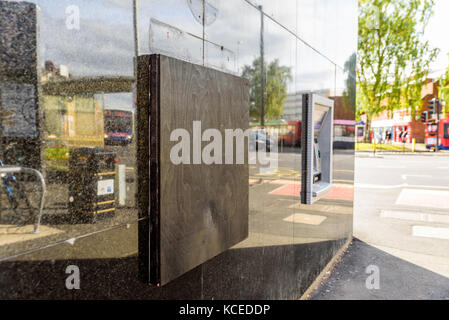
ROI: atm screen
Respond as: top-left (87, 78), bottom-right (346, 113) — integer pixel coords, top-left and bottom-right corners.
top-left (313, 104), bottom-right (330, 137)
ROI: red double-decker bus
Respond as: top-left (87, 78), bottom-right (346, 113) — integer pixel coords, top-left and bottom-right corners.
top-left (250, 120), bottom-right (302, 147)
top-left (104, 109), bottom-right (134, 145)
top-left (425, 116), bottom-right (449, 150)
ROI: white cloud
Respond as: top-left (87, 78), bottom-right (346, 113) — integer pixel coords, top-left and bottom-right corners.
top-left (425, 0), bottom-right (449, 74)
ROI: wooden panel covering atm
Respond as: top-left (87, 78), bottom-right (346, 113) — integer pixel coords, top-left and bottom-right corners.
top-left (137, 55), bottom-right (249, 286)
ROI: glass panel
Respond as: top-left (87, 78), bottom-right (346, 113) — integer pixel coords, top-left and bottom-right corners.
top-left (149, 17), bottom-right (203, 65)
top-left (314, 104), bottom-right (330, 134)
top-left (297, 0), bottom-right (358, 68)
top-left (0, 0), bottom-right (136, 260)
top-left (138, 0), bottom-right (204, 61)
top-left (246, 0), bottom-right (298, 35)
top-left (334, 64), bottom-right (356, 150)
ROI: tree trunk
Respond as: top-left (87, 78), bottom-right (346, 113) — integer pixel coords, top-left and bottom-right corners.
top-left (364, 117), bottom-right (372, 143)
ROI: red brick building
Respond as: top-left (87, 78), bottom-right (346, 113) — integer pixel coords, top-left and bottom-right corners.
top-left (370, 79), bottom-right (439, 143)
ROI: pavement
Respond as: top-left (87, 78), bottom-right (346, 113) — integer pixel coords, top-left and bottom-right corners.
top-left (310, 154), bottom-right (449, 300)
top-left (356, 142), bottom-right (449, 154)
top-left (1, 145), bottom-right (355, 261)
top-left (309, 238), bottom-right (449, 300)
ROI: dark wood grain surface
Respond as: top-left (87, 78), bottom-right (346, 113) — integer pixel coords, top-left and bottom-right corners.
top-left (153, 55), bottom-right (249, 285)
top-left (138, 55), bottom-right (250, 285)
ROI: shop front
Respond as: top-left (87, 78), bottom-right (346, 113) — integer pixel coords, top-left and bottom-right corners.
top-left (393, 122), bottom-right (412, 144)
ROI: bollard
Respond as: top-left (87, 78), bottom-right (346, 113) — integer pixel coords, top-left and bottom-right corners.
top-left (412, 138), bottom-right (416, 153)
top-left (118, 164), bottom-right (126, 206)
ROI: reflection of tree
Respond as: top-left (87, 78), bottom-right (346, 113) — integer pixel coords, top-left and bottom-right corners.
top-left (343, 53), bottom-right (357, 113)
top-left (242, 57), bottom-right (291, 121)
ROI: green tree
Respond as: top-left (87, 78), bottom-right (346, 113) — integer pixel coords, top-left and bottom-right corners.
top-left (357, 0), bottom-right (438, 141)
top-left (242, 58), bottom-right (292, 121)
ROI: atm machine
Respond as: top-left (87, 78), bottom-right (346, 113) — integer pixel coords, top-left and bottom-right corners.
top-left (301, 93), bottom-right (334, 204)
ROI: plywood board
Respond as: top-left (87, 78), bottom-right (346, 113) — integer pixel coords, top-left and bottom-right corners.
top-left (138, 55), bottom-right (249, 285)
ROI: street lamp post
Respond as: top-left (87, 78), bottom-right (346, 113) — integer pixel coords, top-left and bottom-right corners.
top-left (436, 99), bottom-right (440, 152)
top-left (429, 98), bottom-right (441, 152)
top-left (133, 0), bottom-right (140, 78)
top-left (237, 40), bottom-right (243, 74)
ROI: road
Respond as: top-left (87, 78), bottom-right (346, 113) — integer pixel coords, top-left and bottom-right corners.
top-left (108, 144), bottom-right (355, 182)
top-left (311, 154), bottom-right (449, 300)
top-left (355, 154), bottom-right (449, 258)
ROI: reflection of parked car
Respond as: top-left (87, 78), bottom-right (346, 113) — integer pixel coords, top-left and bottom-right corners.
top-left (249, 130), bottom-right (275, 152)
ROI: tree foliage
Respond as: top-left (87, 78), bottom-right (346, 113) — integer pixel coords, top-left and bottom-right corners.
top-left (242, 57), bottom-right (292, 121)
top-left (357, 0), bottom-right (438, 140)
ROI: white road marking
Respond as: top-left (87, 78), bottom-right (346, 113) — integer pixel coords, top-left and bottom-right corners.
top-left (412, 226), bottom-right (449, 240)
top-left (381, 210), bottom-right (449, 224)
top-left (356, 183), bottom-right (449, 190)
top-left (401, 174), bottom-right (432, 180)
top-left (396, 189), bottom-right (449, 209)
top-left (376, 165), bottom-right (406, 169)
top-left (356, 183), bottom-right (408, 189)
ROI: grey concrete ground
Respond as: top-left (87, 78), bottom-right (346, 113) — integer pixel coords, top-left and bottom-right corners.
top-left (250, 148), bottom-right (355, 182)
top-left (311, 154), bottom-right (449, 300)
top-left (310, 238), bottom-right (449, 299)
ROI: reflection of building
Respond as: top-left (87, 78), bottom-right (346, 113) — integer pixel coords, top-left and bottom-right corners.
top-left (43, 94), bottom-right (105, 171)
top-left (330, 96), bottom-right (356, 149)
top-left (42, 76), bottom-right (134, 172)
top-left (329, 95), bottom-right (356, 121)
top-left (41, 61), bottom-right (70, 82)
top-left (282, 89), bottom-right (330, 120)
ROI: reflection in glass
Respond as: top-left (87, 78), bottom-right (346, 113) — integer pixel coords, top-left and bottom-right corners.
top-left (313, 104), bottom-right (330, 134)
top-left (0, 83), bottom-right (37, 139)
